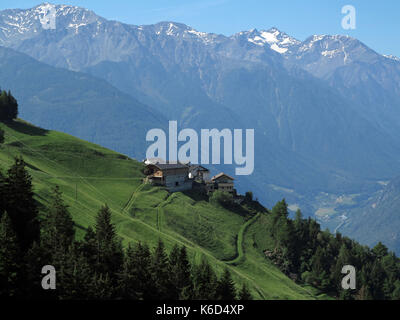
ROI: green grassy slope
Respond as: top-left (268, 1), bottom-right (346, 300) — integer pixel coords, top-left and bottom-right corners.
top-left (0, 120), bottom-right (318, 300)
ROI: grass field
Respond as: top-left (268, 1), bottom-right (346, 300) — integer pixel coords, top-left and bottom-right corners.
top-left (0, 120), bottom-right (319, 300)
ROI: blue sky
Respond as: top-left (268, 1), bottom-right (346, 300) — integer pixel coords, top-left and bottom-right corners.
top-left (1, 0), bottom-right (399, 57)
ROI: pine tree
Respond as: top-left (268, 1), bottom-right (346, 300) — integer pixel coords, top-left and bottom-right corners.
top-left (0, 127), bottom-right (4, 144)
top-left (133, 242), bottom-right (154, 299)
top-left (369, 261), bottom-right (386, 299)
top-left (271, 199), bottom-right (289, 221)
top-left (310, 246), bottom-right (331, 290)
top-left (270, 200), bottom-right (293, 248)
top-left (0, 90), bottom-right (18, 122)
top-left (24, 241), bottom-right (54, 300)
top-left (193, 258), bottom-right (217, 300)
top-left (339, 289), bottom-right (354, 300)
top-left (332, 244), bottom-right (352, 292)
top-left (238, 283), bottom-right (252, 300)
top-left (0, 91), bottom-right (7, 121)
top-left (57, 243), bottom-right (93, 300)
top-left (0, 212), bottom-right (21, 298)
top-left (96, 204), bottom-right (116, 244)
top-left (270, 200), bottom-right (296, 272)
top-left (77, 205), bottom-right (124, 299)
top-left (150, 239), bottom-right (173, 300)
top-left (216, 269), bottom-right (237, 300)
top-left (294, 209), bottom-right (303, 230)
top-left (0, 170), bottom-right (5, 212)
top-left (6, 91), bottom-right (18, 121)
top-left (392, 280), bottom-right (400, 300)
top-left (42, 186), bottom-right (75, 255)
top-left (118, 244), bottom-right (140, 300)
top-left (382, 253), bottom-right (398, 298)
top-left (81, 226), bottom-right (97, 268)
top-left (169, 245), bottom-right (193, 300)
top-left (94, 205), bottom-right (124, 279)
top-left (372, 242), bottom-right (389, 260)
top-left (3, 157), bottom-right (39, 251)
top-left (356, 285), bottom-right (373, 300)
top-left (168, 245), bottom-right (181, 299)
top-left (88, 273), bottom-right (113, 300)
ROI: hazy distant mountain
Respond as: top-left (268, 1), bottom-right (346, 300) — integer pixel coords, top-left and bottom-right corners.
top-left (282, 35), bottom-right (400, 138)
top-left (0, 46), bottom-right (165, 158)
top-left (1, 3), bottom-right (400, 252)
top-left (236, 29), bottom-right (400, 138)
top-left (341, 177), bottom-right (400, 254)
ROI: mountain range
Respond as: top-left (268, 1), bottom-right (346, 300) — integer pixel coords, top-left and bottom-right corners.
top-left (1, 3), bottom-right (400, 253)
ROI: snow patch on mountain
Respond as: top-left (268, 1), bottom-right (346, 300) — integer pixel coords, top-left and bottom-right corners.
top-left (153, 22), bottom-right (222, 45)
top-left (246, 28), bottom-right (300, 54)
top-left (0, 3), bottom-right (103, 40)
top-left (384, 54), bottom-right (400, 62)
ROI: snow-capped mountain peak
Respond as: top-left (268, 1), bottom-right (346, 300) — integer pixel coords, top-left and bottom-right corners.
top-left (384, 54), bottom-right (400, 62)
top-left (244, 27), bottom-right (300, 54)
top-left (152, 21), bottom-right (223, 45)
top-left (0, 3), bottom-right (103, 42)
top-left (296, 34), bottom-right (380, 64)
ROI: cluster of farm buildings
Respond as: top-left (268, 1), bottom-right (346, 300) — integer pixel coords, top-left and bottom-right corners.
top-left (143, 158), bottom-right (235, 194)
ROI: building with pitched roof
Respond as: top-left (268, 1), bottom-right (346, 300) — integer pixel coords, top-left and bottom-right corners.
top-left (211, 172), bottom-right (235, 194)
top-left (144, 161), bottom-right (192, 192)
top-left (144, 159), bottom-right (235, 194)
top-left (189, 165), bottom-right (210, 182)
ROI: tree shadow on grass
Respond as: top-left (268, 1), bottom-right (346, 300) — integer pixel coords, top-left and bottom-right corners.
top-left (182, 189), bottom-right (209, 202)
top-left (6, 119), bottom-right (48, 136)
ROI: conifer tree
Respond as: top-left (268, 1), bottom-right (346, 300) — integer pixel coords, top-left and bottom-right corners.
top-left (6, 91), bottom-right (18, 121)
top-left (0, 128), bottom-right (4, 144)
top-left (3, 157), bottom-right (39, 251)
top-left (271, 199), bottom-right (289, 221)
top-left (372, 242), bottom-right (389, 260)
top-left (0, 170), bottom-right (5, 213)
top-left (169, 245), bottom-right (193, 300)
top-left (0, 91), bottom-right (7, 121)
top-left (339, 289), bottom-right (354, 300)
top-left (0, 212), bottom-right (21, 298)
top-left (294, 209), bottom-right (303, 230)
top-left (94, 205), bottom-right (123, 282)
top-left (0, 90), bottom-right (18, 122)
top-left (24, 242), bottom-right (54, 300)
top-left (216, 269), bottom-right (237, 300)
top-left (369, 261), bottom-right (386, 299)
top-left (332, 244), bottom-right (352, 292)
top-left (238, 283), bottom-right (252, 300)
top-left (270, 199), bottom-right (291, 244)
top-left (133, 242), bottom-right (154, 299)
top-left (150, 239), bottom-right (173, 300)
top-left (81, 226), bottom-right (98, 268)
top-left (88, 273), bottom-right (113, 300)
top-left (193, 258), bottom-right (218, 300)
top-left (118, 244), bottom-right (140, 300)
top-left (310, 246), bottom-right (331, 290)
top-left (392, 280), bottom-right (400, 300)
top-left (57, 243), bottom-right (93, 300)
top-left (42, 186), bottom-right (75, 256)
top-left (168, 245), bottom-right (181, 299)
top-left (96, 204), bottom-right (116, 244)
top-left (356, 285), bottom-right (373, 300)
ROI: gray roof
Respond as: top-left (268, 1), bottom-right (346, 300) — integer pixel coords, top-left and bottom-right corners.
top-left (149, 163), bottom-right (189, 170)
top-left (211, 172), bottom-right (235, 181)
top-left (189, 165), bottom-right (210, 172)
